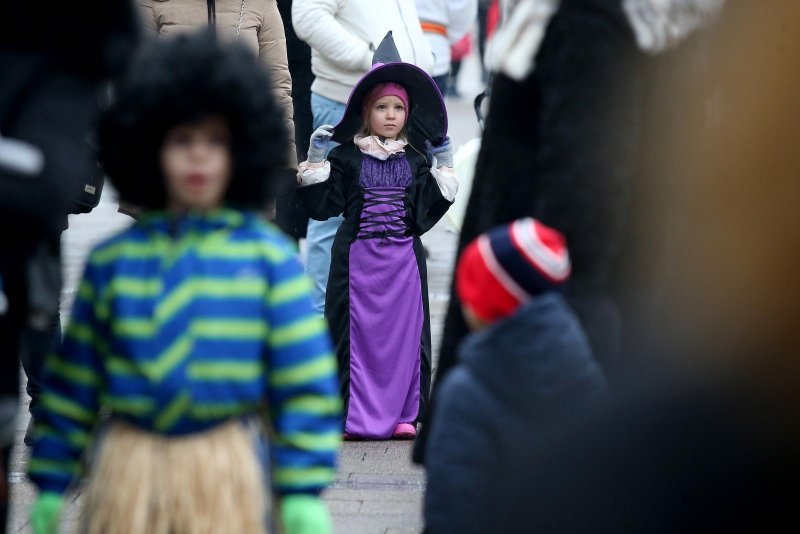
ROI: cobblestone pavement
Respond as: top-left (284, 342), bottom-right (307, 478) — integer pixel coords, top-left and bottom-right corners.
top-left (7, 61), bottom-right (481, 532)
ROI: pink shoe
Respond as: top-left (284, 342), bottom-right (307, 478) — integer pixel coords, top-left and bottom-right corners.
top-left (392, 423), bottom-right (417, 440)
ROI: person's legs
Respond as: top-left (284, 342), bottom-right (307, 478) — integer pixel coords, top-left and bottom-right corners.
top-left (433, 74), bottom-right (450, 99)
top-left (0, 440), bottom-right (11, 531)
top-left (305, 92), bottom-right (347, 314)
top-left (19, 234), bottom-right (62, 434)
top-left (449, 60), bottom-right (463, 97)
top-left (478, 1), bottom-right (490, 83)
top-left (0, 250), bottom-right (26, 413)
top-left (0, 250), bottom-right (26, 531)
top-left (0, 60), bottom-right (95, 526)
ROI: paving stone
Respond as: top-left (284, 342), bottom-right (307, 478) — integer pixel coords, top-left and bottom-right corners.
top-left (326, 498), bottom-right (363, 515)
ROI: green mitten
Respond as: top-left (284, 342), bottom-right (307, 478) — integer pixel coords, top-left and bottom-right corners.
top-left (31, 492), bottom-right (64, 534)
top-left (280, 494), bottom-right (331, 534)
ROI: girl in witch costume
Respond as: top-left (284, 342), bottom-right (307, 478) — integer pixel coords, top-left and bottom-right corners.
top-left (27, 33), bottom-right (341, 534)
top-left (297, 32), bottom-right (457, 441)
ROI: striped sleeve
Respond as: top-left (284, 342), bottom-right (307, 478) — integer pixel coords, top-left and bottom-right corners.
top-left (28, 258), bottom-right (105, 494)
top-left (265, 245), bottom-right (342, 495)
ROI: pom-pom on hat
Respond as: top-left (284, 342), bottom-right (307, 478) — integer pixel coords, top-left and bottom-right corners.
top-left (331, 31), bottom-right (447, 147)
top-left (456, 218), bottom-right (571, 323)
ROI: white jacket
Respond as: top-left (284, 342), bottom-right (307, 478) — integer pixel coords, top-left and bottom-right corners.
top-left (416, 0), bottom-right (477, 76)
top-left (293, 0), bottom-right (434, 103)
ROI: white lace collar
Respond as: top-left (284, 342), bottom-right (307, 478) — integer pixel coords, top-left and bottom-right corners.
top-left (354, 135), bottom-right (407, 161)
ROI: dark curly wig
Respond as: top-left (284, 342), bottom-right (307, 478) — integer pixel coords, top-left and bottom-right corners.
top-left (98, 30), bottom-right (288, 210)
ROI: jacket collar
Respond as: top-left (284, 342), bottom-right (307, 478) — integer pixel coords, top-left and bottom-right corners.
top-left (136, 208), bottom-right (252, 237)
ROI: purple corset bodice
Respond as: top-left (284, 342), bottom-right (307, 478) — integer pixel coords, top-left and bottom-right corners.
top-left (357, 155), bottom-right (413, 241)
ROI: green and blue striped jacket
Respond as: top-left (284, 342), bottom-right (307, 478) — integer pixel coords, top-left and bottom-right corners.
top-left (29, 209), bottom-right (342, 495)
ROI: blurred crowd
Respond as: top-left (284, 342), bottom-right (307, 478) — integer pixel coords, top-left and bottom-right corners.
top-left (3, 0), bottom-right (800, 532)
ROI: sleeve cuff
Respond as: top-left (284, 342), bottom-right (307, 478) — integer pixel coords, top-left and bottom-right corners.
top-left (30, 475), bottom-right (71, 496)
top-left (431, 166), bottom-right (458, 202)
top-left (297, 160), bottom-right (331, 187)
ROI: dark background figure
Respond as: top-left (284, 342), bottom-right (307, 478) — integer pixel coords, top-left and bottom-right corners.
top-left (424, 219), bottom-right (609, 533)
top-left (18, 240), bottom-right (63, 448)
top-left (475, 0), bottom-right (493, 82)
top-left (414, 0), bottom-right (724, 464)
top-left (275, 0), bottom-right (312, 241)
top-left (447, 34), bottom-right (470, 98)
top-left (414, 0), bottom-right (644, 463)
top-left (131, 0), bottom-right (302, 231)
top-left (0, 0), bottom-right (139, 526)
top-left (475, 0), bottom-right (502, 84)
top-left (485, 2), bottom-right (800, 530)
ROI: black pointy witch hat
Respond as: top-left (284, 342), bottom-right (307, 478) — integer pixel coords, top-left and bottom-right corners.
top-left (331, 31), bottom-right (448, 148)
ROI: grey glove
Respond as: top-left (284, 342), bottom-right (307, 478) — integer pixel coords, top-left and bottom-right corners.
top-left (307, 125), bottom-right (334, 163)
top-left (425, 136), bottom-right (453, 168)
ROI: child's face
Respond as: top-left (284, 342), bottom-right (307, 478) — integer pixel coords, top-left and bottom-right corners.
top-left (161, 116), bottom-right (232, 213)
top-left (368, 95), bottom-right (406, 140)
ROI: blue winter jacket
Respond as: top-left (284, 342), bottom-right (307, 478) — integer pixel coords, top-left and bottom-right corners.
top-left (424, 293), bottom-right (609, 533)
top-left (29, 210), bottom-right (342, 496)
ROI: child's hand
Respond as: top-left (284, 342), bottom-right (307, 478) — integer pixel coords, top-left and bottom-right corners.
top-left (280, 494), bottom-right (331, 534)
top-left (425, 136), bottom-right (454, 168)
top-left (31, 492), bottom-right (63, 534)
top-left (308, 125), bottom-right (335, 164)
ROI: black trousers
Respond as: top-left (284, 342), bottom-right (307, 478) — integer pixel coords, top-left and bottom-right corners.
top-left (19, 237), bottom-right (63, 421)
top-left (0, 51), bottom-right (96, 525)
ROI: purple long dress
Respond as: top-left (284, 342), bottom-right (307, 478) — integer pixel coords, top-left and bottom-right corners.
top-left (298, 142), bottom-right (453, 440)
top-left (345, 155), bottom-right (424, 438)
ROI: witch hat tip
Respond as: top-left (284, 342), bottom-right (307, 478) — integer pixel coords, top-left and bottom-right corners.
top-left (372, 31), bottom-right (402, 66)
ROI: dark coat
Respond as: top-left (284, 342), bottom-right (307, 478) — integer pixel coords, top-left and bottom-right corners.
top-left (0, 1), bottom-right (139, 82)
top-left (416, 0), bottom-right (643, 463)
top-left (485, 370), bottom-right (800, 533)
top-left (297, 142), bottom-right (452, 422)
top-left (275, 0), bottom-right (313, 240)
top-left (445, 0), bottom-right (643, 378)
top-left (424, 293), bottom-right (609, 534)
top-left (0, 0), bottom-right (138, 448)
top-left (0, 1), bottom-right (139, 239)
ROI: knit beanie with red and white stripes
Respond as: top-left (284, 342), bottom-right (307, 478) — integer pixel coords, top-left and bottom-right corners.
top-left (456, 218), bottom-right (571, 323)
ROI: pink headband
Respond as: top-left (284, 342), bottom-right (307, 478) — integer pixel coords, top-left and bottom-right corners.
top-left (362, 82), bottom-right (409, 122)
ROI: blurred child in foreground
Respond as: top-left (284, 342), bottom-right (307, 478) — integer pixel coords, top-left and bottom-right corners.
top-left (423, 218), bottom-right (608, 533)
top-left (27, 32), bottom-right (341, 534)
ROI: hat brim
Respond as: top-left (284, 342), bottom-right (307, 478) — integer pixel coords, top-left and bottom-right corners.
top-left (331, 63), bottom-right (447, 147)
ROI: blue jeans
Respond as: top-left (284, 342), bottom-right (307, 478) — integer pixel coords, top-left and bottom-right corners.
top-left (306, 92), bottom-right (347, 314)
